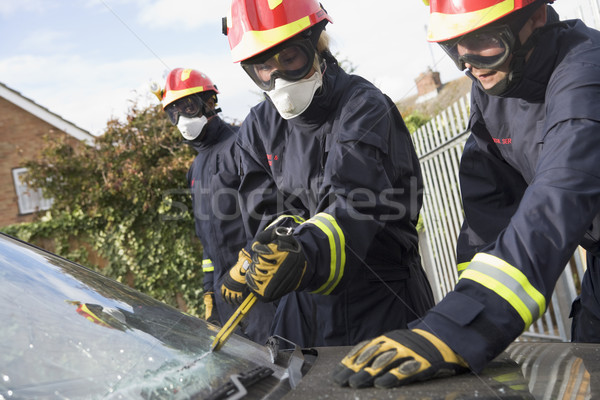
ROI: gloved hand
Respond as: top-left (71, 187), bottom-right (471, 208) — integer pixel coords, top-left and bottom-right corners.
top-left (332, 329), bottom-right (469, 388)
top-left (221, 249), bottom-right (252, 306)
top-left (247, 226), bottom-right (307, 302)
top-left (203, 292), bottom-right (220, 326)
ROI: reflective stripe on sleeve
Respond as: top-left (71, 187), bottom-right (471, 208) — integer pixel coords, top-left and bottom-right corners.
top-left (459, 253), bottom-right (546, 329)
top-left (202, 259), bottom-right (215, 273)
top-left (457, 262), bottom-right (470, 274)
top-left (304, 212), bottom-right (345, 295)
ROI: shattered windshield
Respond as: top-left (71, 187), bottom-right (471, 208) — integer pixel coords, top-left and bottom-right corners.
top-left (0, 234), bottom-right (286, 399)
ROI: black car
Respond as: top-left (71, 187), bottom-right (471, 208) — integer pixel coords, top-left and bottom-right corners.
top-left (1, 232), bottom-right (599, 399)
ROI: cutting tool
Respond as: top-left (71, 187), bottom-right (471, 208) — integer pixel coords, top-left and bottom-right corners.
top-left (210, 292), bottom-right (257, 352)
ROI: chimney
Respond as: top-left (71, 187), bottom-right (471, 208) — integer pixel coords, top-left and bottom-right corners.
top-left (415, 67), bottom-right (442, 103)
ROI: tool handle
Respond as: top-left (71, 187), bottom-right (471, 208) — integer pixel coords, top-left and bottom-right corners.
top-left (210, 293), bottom-right (257, 352)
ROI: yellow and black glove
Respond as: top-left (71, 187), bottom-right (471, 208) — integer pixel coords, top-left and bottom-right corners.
top-left (221, 249), bottom-right (252, 306)
top-left (333, 329), bottom-right (469, 388)
top-left (203, 292), bottom-right (220, 326)
top-left (247, 226), bottom-right (307, 302)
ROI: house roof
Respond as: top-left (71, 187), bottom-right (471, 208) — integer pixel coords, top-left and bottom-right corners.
top-left (0, 82), bottom-right (95, 145)
top-left (396, 74), bottom-right (472, 118)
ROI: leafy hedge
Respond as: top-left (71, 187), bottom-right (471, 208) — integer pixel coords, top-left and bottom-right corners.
top-left (3, 102), bottom-right (431, 317)
top-left (3, 103), bottom-right (205, 317)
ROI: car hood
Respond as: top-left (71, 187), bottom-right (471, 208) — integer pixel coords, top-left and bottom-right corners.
top-left (286, 341), bottom-right (600, 399)
top-left (2, 232), bottom-right (599, 399)
top-left (0, 233), bottom-right (291, 399)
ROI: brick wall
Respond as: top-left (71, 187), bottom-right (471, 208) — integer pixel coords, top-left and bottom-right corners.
top-left (0, 97), bottom-right (78, 227)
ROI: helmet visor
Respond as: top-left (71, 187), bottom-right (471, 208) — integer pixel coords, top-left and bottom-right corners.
top-left (440, 25), bottom-right (515, 71)
top-left (241, 39), bottom-right (315, 91)
top-left (164, 95), bottom-right (203, 125)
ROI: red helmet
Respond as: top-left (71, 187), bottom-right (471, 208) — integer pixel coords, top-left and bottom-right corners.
top-left (424, 0), bottom-right (549, 42)
top-left (224, 0), bottom-right (332, 63)
top-left (160, 68), bottom-right (219, 108)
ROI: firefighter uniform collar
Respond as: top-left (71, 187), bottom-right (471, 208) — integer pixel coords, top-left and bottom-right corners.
top-left (291, 60), bottom-right (345, 127)
top-left (184, 116), bottom-right (225, 152)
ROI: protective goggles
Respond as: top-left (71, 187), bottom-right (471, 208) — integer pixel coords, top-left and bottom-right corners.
top-left (241, 39), bottom-right (316, 91)
top-left (440, 25), bottom-right (516, 71)
top-left (164, 95), bottom-right (204, 125)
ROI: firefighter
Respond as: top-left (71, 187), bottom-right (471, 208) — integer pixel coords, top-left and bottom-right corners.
top-left (220, 0), bottom-right (434, 348)
top-left (334, 0), bottom-right (600, 389)
top-left (156, 68), bottom-right (275, 343)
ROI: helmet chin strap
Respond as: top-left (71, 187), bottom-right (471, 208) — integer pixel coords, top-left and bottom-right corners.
top-left (481, 36), bottom-right (533, 96)
top-left (198, 93), bottom-right (221, 119)
top-left (204, 107), bottom-right (222, 118)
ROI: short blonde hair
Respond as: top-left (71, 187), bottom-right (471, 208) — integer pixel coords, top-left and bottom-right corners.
top-left (313, 31), bottom-right (331, 69)
top-left (317, 31), bottom-right (330, 53)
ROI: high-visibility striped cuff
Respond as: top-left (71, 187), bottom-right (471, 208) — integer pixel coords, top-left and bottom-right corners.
top-left (266, 214), bottom-right (306, 229)
top-left (457, 262), bottom-right (470, 274)
top-left (303, 212), bottom-right (345, 295)
top-left (459, 253), bottom-right (546, 330)
top-left (202, 259), bottom-right (215, 273)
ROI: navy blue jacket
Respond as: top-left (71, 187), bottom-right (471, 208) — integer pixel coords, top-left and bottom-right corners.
top-left (186, 117), bottom-right (275, 340)
top-left (237, 58), bottom-right (434, 346)
top-left (187, 117), bottom-right (245, 295)
top-left (412, 18), bottom-right (600, 371)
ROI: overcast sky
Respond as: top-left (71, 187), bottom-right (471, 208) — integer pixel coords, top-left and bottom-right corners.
top-left (0, 1), bottom-right (590, 136)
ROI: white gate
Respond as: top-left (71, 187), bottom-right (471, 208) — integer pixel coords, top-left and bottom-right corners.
top-left (565, 0), bottom-right (600, 29)
top-left (412, 94), bottom-right (585, 341)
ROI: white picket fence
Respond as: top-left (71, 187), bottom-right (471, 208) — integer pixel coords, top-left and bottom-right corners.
top-left (412, 94), bottom-right (585, 342)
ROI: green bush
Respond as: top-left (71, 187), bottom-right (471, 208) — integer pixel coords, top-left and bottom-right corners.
top-left (3, 103), bottom-right (205, 317)
top-left (404, 111), bottom-right (430, 134)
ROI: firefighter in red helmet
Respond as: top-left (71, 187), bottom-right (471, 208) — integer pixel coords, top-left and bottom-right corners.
top-left (155, 68), bottom-right (275, 343)
top-left (336, 0), bottom-right (600, 389)
top-left (159, 68), bottom-right (220, 141)
top-left (221, 0), bottom-right (434, 350)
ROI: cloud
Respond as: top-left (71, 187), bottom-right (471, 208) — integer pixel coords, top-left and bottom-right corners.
top-left (138, 0), bottom-right (229, 30)
top-left (310, 1), bottom-right (457, 100)
top-left (0, 0), bottom-right (466, 139)
top-left (0, 54), bottom-right (152, 134)
top-left (7, 0), bottom-right (583, 140)
top-left (0, 47), bottom-right (259, 135)
top-left (19, 30), bottom-right (74, 54)
top-left (0, 0), bottom-right (48, 16)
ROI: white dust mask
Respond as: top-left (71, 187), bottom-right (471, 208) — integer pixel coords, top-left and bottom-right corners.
top-left (177, 115), bottom-right (208, 140)
top-left (266, 68), bottom-right (322, 120)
